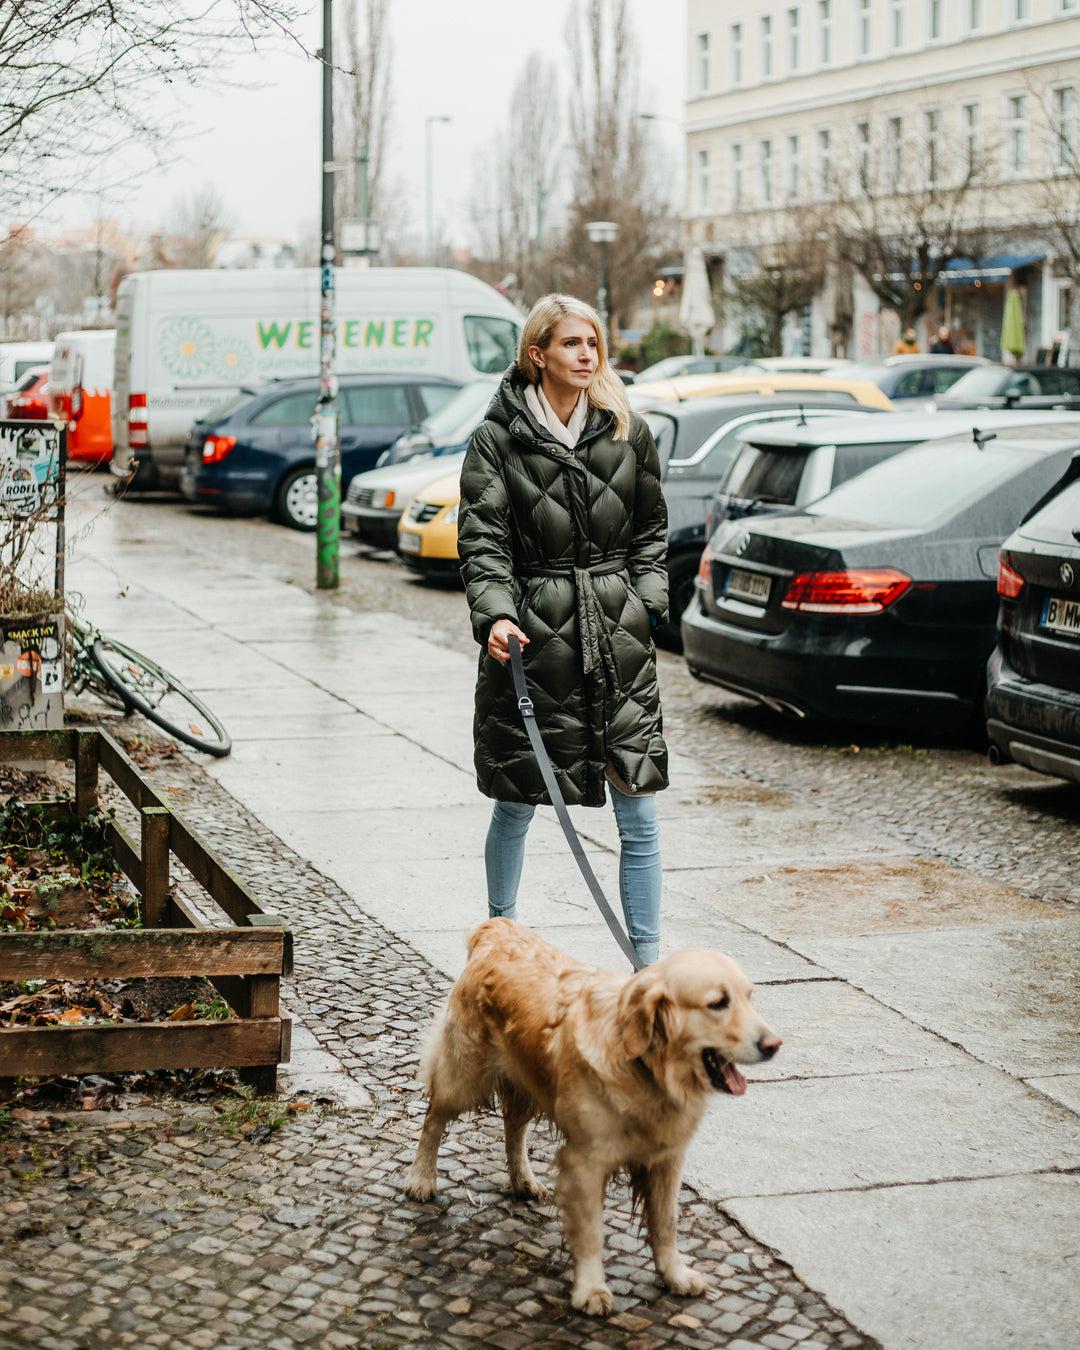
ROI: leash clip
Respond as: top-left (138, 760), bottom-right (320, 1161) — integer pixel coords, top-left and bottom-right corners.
top-left (517, 694), bottom-right (535, 718)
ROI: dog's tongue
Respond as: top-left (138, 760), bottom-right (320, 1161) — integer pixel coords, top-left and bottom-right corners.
top-left (722, 1061), bottom-right (747, 1095)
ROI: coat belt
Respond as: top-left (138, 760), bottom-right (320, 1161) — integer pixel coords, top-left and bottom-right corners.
top-left (520, 558), bottom-right (627, 677)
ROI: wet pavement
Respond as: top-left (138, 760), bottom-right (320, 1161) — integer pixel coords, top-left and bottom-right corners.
top-left (2, 491), bottom-right (1080, 1350)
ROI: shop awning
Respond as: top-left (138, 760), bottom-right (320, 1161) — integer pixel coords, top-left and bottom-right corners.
top-left (884, 254), bottom-right (1045, 285)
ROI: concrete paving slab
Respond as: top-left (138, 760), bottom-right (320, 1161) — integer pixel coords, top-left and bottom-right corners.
top-left (1025, 1073), bottom-right (1080, 1112)
top-left (724, 1172), bottom-right (1080, 1350)
top-left (796, 920), bottom-right (1080, 1077)
top-left (674, 856), bottom-right (1059, 939)
top-left (653, 893), bottom-right (833, 982)
top-left (685, 1064), bottom-right (1080, 1198)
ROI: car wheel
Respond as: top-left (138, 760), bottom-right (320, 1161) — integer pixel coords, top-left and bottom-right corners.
top-left (655, 551), bottom-right (700, 653)
top-left (275, 466), bottom-right (318, 531)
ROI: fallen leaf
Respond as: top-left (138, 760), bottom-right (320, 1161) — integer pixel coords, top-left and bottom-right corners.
top-left (166, 1003), bottom-right (196, 1021)
top-left (59, 1007), bottom-right (89, 1024)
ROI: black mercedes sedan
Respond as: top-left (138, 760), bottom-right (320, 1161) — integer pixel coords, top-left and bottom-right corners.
top-left (682, 425), bottom-right (1080, 734)
top-left (986, 464), bottom-right (1080, 781)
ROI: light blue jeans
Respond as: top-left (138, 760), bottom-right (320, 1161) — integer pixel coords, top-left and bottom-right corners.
top-left (484, 786), bottom-right (662, 964)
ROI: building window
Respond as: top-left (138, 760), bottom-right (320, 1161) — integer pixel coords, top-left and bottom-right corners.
top-left (1005, 94), bottom-right (1030, 177)
top-left (854, 118), bottom-right (871, 193)
top-left (927, 0), bottom-right (944, 40)
top-left (1051, 84), bottom-right (1077, 172)
top-left (761, 14), bottom-right (774, 78)
top-left (886, 115), bottom-right (903, 191)
top-left (1012, 0), bottom-right (1030, 20)
top-left (923, 109), bottom-right (941, 188)
top-left (696, 147), bottom-right (711, 213)
top-left (965, 0), bottom-right (983, 32)
top-left (760, 139), bottom-right (774, 205)
top-left (819, 0), bottom-right (833, 65)
top-left (731, 143), bottom-right (744, 210)
top-left (960, 100), bottom-right (982, 181)
top-left (890, 0), bottom-right (905, 50)
top-left (731, 23), bottom-right (744, 85)
top-left (857, 0), bottom-right (872, 57)
top-left (787, 133), bottom-right (801, 200)
top-left (817, 128), bottom-right (833, 197)
top-left (696, 32), bottom-right (711, 93)
top-left (787, 6), bottom-right (801, 72)
top-left (1060, 0), bottom-right (1079, 12)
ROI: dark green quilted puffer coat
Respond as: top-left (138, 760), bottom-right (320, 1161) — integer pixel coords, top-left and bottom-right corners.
top-left (458, 365), bottom-right (669, 808)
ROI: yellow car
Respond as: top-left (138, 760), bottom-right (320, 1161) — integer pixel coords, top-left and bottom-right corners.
top-left (397, 467), bottom-right (463, 577)
top-left (629, 371), bottom-right (895, 410)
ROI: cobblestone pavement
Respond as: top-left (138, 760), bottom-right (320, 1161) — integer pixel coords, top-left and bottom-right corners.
top-left (0, 739), bottom-right (882, 1350)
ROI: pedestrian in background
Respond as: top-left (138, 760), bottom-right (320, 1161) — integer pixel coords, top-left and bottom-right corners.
top-left (457, 294), bottom-right (669, 965)
top-left (930, 325), bottom-right (955, 353)
top-left (893, 326), bottom-right (919, 354)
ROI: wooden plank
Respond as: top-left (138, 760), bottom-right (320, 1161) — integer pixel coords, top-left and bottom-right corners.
top-left (0, 928), bottom-right (286, 980)
top-left (106, 819), bottom-right (140, 890)
top-left (74, 729), bottom-right (99, 819)
top-left (0, 1019), bottom-right (288, 1075)
top-left (96, 733), bottom-right (167, 812)
top-left (161, 890), bottom-right (204, 931)
top-left (141, 806), bottom-right (170, 928)
top-left (167, 813), bottom-right (266, 926)
top-left (0, 730), bottom-right (76, 765)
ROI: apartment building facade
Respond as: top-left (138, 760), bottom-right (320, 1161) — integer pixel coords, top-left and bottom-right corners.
top-left (686, 0), bottom-right (1080, 359)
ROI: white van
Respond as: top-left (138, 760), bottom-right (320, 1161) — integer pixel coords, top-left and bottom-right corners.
top-left (111, 268), bottom-right (523, 489)
top-left (0, 341), bottom-right (54, 417)
top-left (48, 330), bottom-right (116, 464)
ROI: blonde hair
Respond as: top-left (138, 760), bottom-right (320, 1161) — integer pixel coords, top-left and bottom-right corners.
top-left (518, 294), bottom-right (631, 440)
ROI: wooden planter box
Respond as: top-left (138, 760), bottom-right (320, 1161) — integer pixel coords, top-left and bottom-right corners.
top-left (0, 728), bottom-right (292, 1092)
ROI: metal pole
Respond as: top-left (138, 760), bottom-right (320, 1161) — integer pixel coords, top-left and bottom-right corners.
top-left (315, 0), bottom-right (339, 590)
top-left (597, 241), bottom-right (608, 334)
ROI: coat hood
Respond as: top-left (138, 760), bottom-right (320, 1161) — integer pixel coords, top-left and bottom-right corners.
top-left (486, 364), bottom-right (613, 449)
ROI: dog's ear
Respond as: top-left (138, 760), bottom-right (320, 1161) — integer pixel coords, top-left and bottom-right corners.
top-left (618, 972), bottom-right (668, 1060)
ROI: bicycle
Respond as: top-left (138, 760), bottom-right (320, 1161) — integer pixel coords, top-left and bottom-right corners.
top-left (65, 618), bottom-right (232, 758)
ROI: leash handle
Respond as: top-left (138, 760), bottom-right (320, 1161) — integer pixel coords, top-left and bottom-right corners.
top-left (507, 635), bottom-right (644, 971)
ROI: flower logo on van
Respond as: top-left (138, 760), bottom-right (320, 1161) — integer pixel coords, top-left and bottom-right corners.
top-left (214, 338), bottom-right (254, 381)
top-left (158, 318), bottom-right (214, 379)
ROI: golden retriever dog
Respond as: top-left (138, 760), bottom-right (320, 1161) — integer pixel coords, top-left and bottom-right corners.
top-left (405, 918), bottom-right (780, 1316)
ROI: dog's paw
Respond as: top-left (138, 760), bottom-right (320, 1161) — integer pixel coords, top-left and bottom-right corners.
top-left (403, 1169), bottom-right (436, 1202)
top-left (511, 1176), bottom-right (552, 1203)
top-left (571, 1283), bottom-right (614, 1317)
top-left (664, 1263), bottom-right (711, 1298)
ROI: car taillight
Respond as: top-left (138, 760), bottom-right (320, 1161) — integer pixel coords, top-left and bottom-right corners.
top-left (781, 568), bottom-right (912, 614)
top-left (128, 393), bottom-right (148, 448)
top-left (202, 435), bottom-right (236, 464)
top-left (997, 551), bottom-right (1025, 599)
top-left (696, 541), bottom-right (712, 586)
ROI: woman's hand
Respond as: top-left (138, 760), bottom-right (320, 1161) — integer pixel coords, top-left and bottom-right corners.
top-left (488, 618), bottom-right (529, 664)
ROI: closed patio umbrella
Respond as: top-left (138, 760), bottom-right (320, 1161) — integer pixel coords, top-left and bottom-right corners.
top-left (1002, 288), bottom-right (1026, 360)
top-left (679, 243), bottom-right (716, 357)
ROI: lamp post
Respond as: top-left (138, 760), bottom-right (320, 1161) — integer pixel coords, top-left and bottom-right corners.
top-left (315, 0), bottom-right (339, 590)
top-left (426, 115), bottom-right (451, 265)
top-left (585, 220), bottom-right (618, 335)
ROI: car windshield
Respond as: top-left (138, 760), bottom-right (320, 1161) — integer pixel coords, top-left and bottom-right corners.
top-left (942, 367), bottom-right (1008, 397)
top-left (202, 389), bottom-right (256, 424)
top-left (806, 443), bottom-right (1023, 527)
top-left (418, 380), bottom-right (496, 443)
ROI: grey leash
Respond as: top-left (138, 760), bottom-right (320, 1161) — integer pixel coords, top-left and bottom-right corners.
top-left (507, 635), bottom-right (644, 971)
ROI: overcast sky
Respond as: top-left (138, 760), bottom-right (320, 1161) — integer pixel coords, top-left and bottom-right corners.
top-left (54, 0), bottom-right (686, 251)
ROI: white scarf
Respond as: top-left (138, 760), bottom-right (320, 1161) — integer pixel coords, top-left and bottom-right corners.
top-left (524, 382), bottom-right (588, 449)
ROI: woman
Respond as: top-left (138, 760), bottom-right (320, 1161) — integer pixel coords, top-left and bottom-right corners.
top-left (457, 294), bottom-right (669, 965)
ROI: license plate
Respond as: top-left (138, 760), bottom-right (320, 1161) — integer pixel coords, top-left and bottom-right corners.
top-left (399, 530), bottom-right (422, 555)
top-left (724, 567), bottom-right (771, 604)
top-left (1041, 594), bottom-right (1080, 636)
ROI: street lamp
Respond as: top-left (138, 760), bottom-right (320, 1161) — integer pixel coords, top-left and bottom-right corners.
top-left (426, 115), bottom-right (451, 266)
top-left (585, 220), bottom-right (618, 335)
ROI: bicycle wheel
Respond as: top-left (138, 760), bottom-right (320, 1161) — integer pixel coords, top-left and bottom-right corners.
top-left (65, 622), bottom-right (133, 714)
top-left (90, 635), bottom-right (232, 757)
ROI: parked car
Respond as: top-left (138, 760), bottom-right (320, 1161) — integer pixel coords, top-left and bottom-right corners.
top-left (749, 357), bottom-right (856, 374)
top-left (629, 371), bottom-right (896, 410)
top-left (0, 340), bottom-right (53, 416)
top-left (3, 365), bottom-right (50, 420)
top-left (831, 354), bottom-right (990, 407)
top-left (682, 423), bottom-right (1080, 733)
top-left (986, 465), bottom-right (1080, 781)
top-left (389, 394), bottom-right (882, 633)
top-left (707, 408), bottom-right (1080, 533)
top-left (934, 364), bottom-right (1080, 411)
top-left (397, 466), bottom-right (463, 578)
top-left (180, 373), bottom-right (462, 530)
top-left (376, 374), bottom-right (500, 468)
top-left (633, 354), bottom-right (760, 382)
top-left (344, 448), bottom-right (467, 550)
